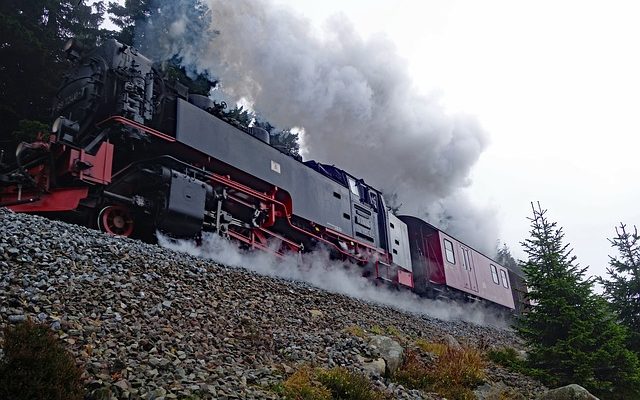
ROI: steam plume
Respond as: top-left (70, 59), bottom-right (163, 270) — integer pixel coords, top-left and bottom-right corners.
top-left (136, 0), bottom-right (497, 252)
top-left (158, 232), bottom-right (507, 326)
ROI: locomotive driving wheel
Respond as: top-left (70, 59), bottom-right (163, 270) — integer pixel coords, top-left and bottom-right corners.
top-left (98, 205), bottom-right (134, 237)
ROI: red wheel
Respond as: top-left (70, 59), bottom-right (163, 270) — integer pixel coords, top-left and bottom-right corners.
top-left (98, 206), bottom-right (134, 237)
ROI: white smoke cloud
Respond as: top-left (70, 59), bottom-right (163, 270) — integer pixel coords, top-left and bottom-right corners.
top-left (138, 0), bottom-right (498, 252)
top-left (157, 232), bottom-right (507, 327)
top-left (421, 192), bottom-right (500, 255)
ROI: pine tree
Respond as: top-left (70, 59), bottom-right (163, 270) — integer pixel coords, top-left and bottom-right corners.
top-left (107, 0), bottom-right (151, 45)
top-left (0, 1), bottom-right (106, 144)
top-left (517, 203), bottom-right (640, 398)
top-left (600, 223), bottom-right (640, 353)
top-left (269, 129), bottom-right (301, 158)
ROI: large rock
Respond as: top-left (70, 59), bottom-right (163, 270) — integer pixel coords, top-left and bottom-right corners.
top-left (368, 335), bottom-right (404, 376)
top-left (538, 384), bottom-right (599, 400)
top-left (443, 333), bottom-right (463, 351)
top-left (474, 382), bottom-right (499, 400)
top-left (474, 382), bottom-right (525, 400)
top-left (356, 355), bottom-right (386, 377)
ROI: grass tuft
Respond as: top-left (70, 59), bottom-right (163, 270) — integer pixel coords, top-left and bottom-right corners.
top-left (369, 325), bottom-right (384, 335)
top-left (276, 366), bottom-right (388, 400)
top-left (317, 367), bottom-right (386, 400)
top-left (385, 325), bottom-right (403, 339)
top-left (434, 345), bottom-right (485, 389)
top-left (344, 325), bottom-right (367, 338)
top-left (415, 338), bottom-right (447, 356)
top-left (281, 366), bottom-right (332, 400)
top-left (393, 349), bottom-right (432, 389)
top-left (394, 342), bottom-right (486, 400)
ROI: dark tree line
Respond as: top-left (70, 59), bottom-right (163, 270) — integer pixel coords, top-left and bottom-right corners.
top-left (0, 0), bottom-right (107, 144)
top-left (106, 0), bottom-right (152, 45)
top-left (0, 0), bottom-right (299, 159)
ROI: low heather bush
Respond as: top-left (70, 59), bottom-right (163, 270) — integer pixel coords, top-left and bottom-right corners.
top-left (0, 320), bottom-right (84, 400)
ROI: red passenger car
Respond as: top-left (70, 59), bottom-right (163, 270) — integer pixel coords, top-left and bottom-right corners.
top-left (399, 216), bottom-right (516, 310)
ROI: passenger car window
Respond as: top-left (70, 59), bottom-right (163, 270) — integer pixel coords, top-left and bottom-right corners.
top-left (500, 269), bottom-right (509, 288)
top-left (444, 239), bottom-right (455, 264)
top-left (490, 264), bottom-right (499, 284)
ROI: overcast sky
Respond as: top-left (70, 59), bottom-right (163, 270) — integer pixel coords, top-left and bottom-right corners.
top-left (101, 0), bottom-right (638, 280)
top-left (271, 0), bottom-right (640, 279)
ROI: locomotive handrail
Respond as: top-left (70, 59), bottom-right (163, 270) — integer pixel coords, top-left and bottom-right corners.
top-left (109, 155), bottom-right (204, 181)
top-left (96, 116), bottom-right (177, 142)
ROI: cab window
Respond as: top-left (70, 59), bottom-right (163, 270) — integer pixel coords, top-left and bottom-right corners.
top-left (348, 177), bottom-right (359, 197)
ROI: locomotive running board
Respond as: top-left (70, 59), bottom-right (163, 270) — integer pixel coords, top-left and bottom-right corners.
top-left (106, 155), bottom-right (413, 288)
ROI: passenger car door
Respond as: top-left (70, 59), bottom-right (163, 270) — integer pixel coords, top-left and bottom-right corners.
top-left (461, 246), bottom-right (479, 292)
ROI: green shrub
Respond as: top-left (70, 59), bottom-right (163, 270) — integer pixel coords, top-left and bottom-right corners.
top-left (11, 119), bottom-right (49, 142)
top-left (487, 347), bottom-right (526, 373)
top-left (0, 320), bottom-right (84, 400)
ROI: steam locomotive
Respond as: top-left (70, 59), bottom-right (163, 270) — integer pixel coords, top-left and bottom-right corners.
top-left (0, 39), bottom-right (527, 313)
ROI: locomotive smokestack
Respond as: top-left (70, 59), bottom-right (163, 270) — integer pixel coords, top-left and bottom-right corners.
top-left (248, 127), bottom-right (270, 144)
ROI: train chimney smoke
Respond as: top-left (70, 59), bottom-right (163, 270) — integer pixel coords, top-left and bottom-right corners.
top-left (136, 0), bottom-right (499, 253)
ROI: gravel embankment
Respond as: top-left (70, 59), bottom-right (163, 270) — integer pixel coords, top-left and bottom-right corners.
top-left (0, 209), bottom-right (545, 399)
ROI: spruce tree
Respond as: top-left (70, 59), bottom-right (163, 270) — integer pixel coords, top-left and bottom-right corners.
top-left (517, 203), bottom-right (640, 398)
top-left (495, 243), bottom-right (518, 271)
top-left (600, 223), bottom-right (640, 353)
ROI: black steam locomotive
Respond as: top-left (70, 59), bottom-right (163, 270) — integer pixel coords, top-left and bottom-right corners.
top-left (0, 39), bottom-right (527, 313)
